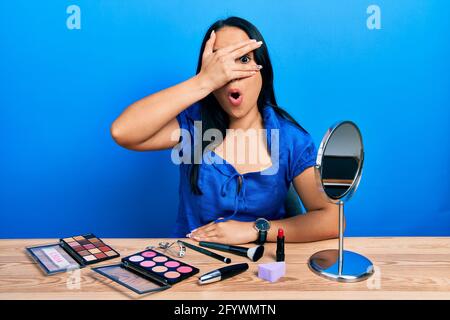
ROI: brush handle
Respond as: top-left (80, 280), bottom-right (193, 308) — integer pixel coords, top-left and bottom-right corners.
top-left (199, 241), bottom-right (248, 257)
top-left (178, 240), bottom-right (231, 263)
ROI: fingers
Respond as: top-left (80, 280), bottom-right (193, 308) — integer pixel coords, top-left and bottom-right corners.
top-left (188, 218), bottom-right (225, 240)
top-left (231, 64), bottom-right (263, 72)
top-left (218, 39), bottom-right (257, 55)
top-left (191, 235), bottom-right (219, 243)
top-left (230, 70), bottom-right (259, 80)
top-left (186, 221), bottom-right (214, 237)
top-left (202, 29), bottom-right (216, 59)
top-left (191, 230), bottom-right (218, 241)
top-left (194, 223), bottom-right (216, 235)
top-left (230, 41), bottom-right (263, 59)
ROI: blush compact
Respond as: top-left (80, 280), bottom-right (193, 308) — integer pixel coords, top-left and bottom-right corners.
top-left (92, 248), bottom-right (199, 294)
top-left (26, 233), bottom-right (120, 275)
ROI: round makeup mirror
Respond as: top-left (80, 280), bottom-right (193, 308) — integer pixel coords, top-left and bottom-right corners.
top-left (308, 121), bottom-right (374, 282)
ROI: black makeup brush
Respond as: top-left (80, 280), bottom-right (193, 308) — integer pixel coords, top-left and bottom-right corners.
top-left (199, 241), bottom-right (264, 262)
top-left (177, 240), bottom-right (231, 264)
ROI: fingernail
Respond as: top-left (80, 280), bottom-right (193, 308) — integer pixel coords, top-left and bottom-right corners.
top-left (191, 228), bottom-right (198, 233)
top-left (250, 39), bottom-right (257, 42)
top-left (256, 65), bottom-right (263, 70)
top-left (186, 233), bottom-right (191, 238)
top-left (210, 30), bottom-right (215, 37)
top-left (257, 41), bottom-right (263, 45)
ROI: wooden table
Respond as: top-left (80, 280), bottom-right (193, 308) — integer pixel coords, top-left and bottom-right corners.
top-left (1, 237), bottom-right (449, 300)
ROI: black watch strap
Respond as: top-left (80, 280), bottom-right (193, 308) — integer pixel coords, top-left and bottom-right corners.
top-left (257, 230), bottom-right (267, 245)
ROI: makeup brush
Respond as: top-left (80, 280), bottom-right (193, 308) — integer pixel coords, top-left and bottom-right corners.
top-left (177, 240), bottom-right (231, 264)
top-left (199, 241), bottom-right (264, 262)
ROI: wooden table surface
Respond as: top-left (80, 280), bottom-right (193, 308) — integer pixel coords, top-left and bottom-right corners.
top-left (1, 237), bottom-right (449, 300)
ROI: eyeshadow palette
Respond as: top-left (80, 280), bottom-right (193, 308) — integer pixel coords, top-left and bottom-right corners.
top-left (60, 234), bottom-right (119, 265)
top-left (92, 248), bottom-right (199, 294)
top-left (123, 249), bottom-right (199, 285)
top-left (26, 233), bottom-right (120, 275)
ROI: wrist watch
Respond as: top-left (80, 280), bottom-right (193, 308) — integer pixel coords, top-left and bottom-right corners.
top-left (254, 218), bottom-right (271, 245)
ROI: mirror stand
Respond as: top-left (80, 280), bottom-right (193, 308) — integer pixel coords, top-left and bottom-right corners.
top-left (308, 201), bottom-right (374, 282)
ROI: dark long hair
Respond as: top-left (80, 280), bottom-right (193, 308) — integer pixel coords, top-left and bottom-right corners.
top-left (190, 16), bottom-right (302, 195)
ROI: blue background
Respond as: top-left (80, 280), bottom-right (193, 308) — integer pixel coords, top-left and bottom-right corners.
top-left (1, 1), bottom-right (449, 238)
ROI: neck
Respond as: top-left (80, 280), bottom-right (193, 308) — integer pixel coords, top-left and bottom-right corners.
top-left (228, 105), bottom-right (263, 131)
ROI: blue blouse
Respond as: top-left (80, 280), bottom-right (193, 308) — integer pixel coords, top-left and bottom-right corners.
top-left (172, 103), bottom-right (317, 237)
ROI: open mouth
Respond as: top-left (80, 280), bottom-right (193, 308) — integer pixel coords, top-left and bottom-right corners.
top-left (227, 88), bottom-right (243, 106)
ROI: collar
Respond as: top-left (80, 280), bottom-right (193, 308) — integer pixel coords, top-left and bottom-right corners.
top-left (206, 104), bottom-right (280, 177)
top-left (203, 104), bottom-right (281, 222)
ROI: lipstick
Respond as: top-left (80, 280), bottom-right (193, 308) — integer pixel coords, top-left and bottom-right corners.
top-left (276, 228), bottom-right (285, 262)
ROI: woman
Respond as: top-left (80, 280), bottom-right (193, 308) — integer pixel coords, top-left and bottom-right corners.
top-left (111, 17), bottom-right (340, 244)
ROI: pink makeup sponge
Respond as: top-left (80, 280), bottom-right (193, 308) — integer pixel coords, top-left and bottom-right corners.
top-left (258, 262), bottom-right (286, 282)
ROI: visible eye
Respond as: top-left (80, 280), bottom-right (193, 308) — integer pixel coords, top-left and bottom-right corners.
top-left (238, 55), bottom-right (251, 64)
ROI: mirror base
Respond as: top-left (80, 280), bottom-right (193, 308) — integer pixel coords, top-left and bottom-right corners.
top-left (308, 249), bottom-right (374, 283)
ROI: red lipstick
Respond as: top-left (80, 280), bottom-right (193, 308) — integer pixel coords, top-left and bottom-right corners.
top-left (276, 228), bottom-right (285, 262)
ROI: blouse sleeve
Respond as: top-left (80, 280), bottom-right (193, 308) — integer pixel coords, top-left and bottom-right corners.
top-left (176, 104), bottom-right (194, 132)
top-left (288, 126), bottom-right (318, 182)
top-left (175, 102), bottom-right (201, 151)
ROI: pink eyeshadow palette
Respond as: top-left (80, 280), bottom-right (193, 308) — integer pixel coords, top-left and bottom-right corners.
top-left (92, 249), bottom-right (199, 294)
top-left (123, 249), bottom-right (199, 285)
top-left (25, 233), bottom-right (120, 275)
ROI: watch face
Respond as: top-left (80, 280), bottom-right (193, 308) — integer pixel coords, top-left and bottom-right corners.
top-left (255, 218), bottom-right (270, 231)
